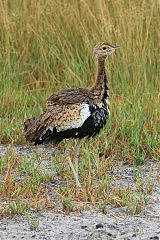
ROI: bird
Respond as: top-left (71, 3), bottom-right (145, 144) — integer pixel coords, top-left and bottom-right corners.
top-left (24, 42), bottom-right (120, 146)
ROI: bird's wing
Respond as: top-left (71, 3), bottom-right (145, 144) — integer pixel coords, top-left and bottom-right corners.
top-left (46, 88), bottom-right (91, 109)
top-left (43, 102), bottom-right (91, 133)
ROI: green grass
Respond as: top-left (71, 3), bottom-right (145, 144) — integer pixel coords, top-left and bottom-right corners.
top-left (0, 0), bottom-right (159, 216)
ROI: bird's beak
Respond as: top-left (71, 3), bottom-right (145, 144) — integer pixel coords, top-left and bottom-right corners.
top-left (112, 45), bottom-right (121, 49)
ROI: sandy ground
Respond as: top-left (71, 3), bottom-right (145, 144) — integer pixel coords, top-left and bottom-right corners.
top-left (0, 206), bottom-right (160, 240)
top-left (0, 145), bottom-right (159, 240)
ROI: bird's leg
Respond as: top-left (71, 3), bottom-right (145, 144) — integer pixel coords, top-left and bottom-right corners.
top-left (74, 139), bottom-right (81, 181)
top-left (65, 140), bottom-right (81, 188)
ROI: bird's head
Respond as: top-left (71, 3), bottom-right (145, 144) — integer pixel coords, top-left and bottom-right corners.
top-left (93, 42), bottom-right (120, 59)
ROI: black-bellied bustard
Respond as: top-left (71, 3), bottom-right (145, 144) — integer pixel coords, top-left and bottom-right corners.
top-left (24, 42), bottom-right (120, 187)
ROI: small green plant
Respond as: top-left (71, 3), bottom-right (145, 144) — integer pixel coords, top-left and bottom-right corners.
top-left (54, 163), bottom-right (64, 176)
top-left (27, 216), bottom-right (39, 231)
top-left (145, 177), bottom-right (154, 195)
top-left (62, 195), bottom-right (74, 214)
top-left (133, 167), bottom-right (141, 181)
top-left (8, 198), bottom-right (27, 216)
top-left (127, 197), bottom-right (143, 215)
top-left (98, 200), bottom-right (107, 214)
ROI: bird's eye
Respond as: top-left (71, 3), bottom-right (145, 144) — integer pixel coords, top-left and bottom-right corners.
top-left (102, 47), bottom-right (107, 50)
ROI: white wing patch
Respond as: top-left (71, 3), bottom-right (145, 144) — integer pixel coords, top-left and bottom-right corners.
top-left (56, 103), bottom-right (91, 132)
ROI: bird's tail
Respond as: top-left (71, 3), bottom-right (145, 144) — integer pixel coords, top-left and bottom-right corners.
top-left (24, 112), bottom-right (57, 145)
top-left (24, 114), bottom-right (48, 144)
top-left (24, 117), bottom-right (37, 132)
top-left (24, 116), bottom-right (41, 143)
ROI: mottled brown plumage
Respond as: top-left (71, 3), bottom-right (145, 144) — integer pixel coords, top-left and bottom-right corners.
top-left (24, 42), bottom-right (120, 145)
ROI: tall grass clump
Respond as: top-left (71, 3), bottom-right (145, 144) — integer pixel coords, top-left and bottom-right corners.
top-left (0, 0), bottom-right (159, 161)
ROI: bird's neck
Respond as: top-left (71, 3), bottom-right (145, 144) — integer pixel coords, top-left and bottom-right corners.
top-left (92, 58), bottom-right (109, 100)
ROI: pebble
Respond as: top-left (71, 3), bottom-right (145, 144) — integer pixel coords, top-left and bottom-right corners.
top-left (95, 223), bottom-right (103, 229)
